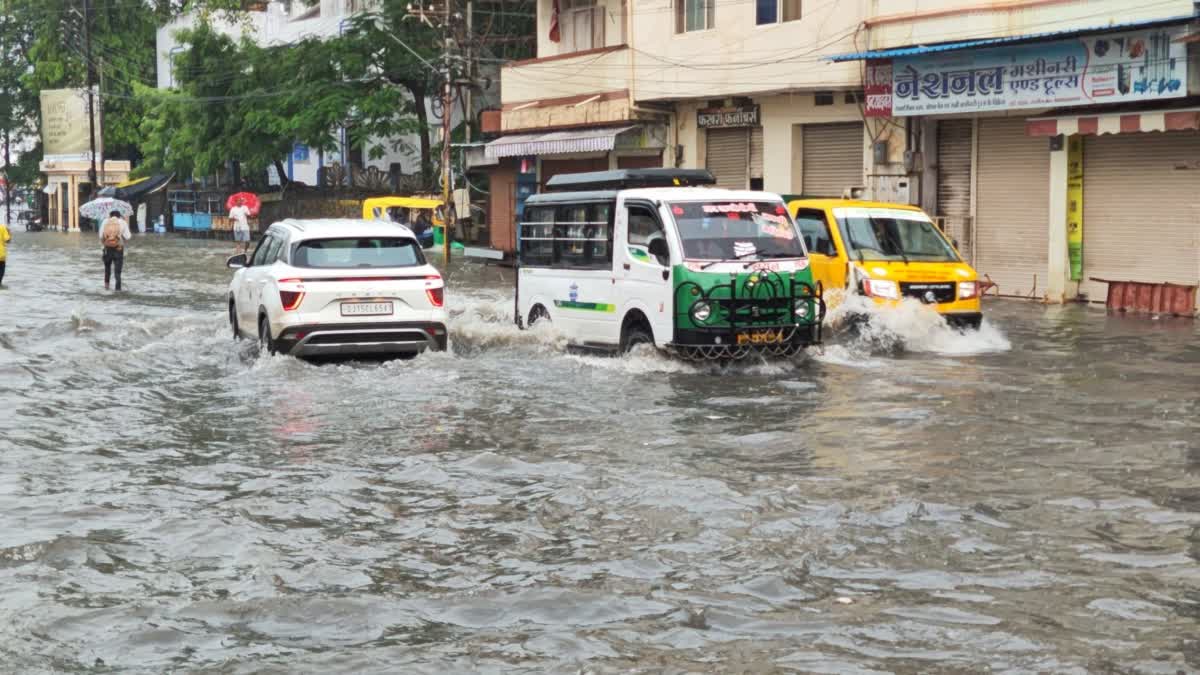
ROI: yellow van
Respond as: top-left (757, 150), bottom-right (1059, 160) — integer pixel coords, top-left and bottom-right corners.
top-left (788, 199), bottom-right (982, 328)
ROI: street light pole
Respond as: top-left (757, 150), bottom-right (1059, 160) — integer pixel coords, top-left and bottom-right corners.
top-left (82, 0), bottom-right (98, 199)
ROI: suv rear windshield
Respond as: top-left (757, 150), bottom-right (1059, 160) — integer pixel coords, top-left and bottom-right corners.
top-left (668, 200), bottom-right (806, 261)
top-left (292, 237), bottom-right (424, 268)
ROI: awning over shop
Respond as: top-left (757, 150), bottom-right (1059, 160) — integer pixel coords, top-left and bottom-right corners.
top-left (485, 126), bottom-right (635, 159)
top-left (1027, 107), bottom-right (1200, 137)
top-left (98, 173), bottom-right (174, 200)
top-left (829, 14), bottom-right (1198, 61)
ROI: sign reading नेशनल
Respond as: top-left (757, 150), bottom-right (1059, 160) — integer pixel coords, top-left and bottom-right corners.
top-left (865, 25), bottom-right (1188, 117)
top-left (40, 88), bottom-right (97, 156)
top-left (698, 106), bottom-right (761, 128)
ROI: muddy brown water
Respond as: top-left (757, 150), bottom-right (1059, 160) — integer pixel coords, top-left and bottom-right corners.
top-left (1, 233), bottom-right (1198, 673)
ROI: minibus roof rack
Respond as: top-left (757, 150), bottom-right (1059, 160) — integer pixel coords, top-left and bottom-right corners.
top-left (545, 168), bottom-right (717, 191)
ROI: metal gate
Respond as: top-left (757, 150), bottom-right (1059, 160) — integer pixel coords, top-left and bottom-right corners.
top-left (974, 118), bottom-right (1049, 298)
top-left (1082, 131), bottom-right (1200, 308)
top-left (802, 122), bottom-right (864, 198)
top-left (936, 119), bottom-right (973, 262)
top-left (706, 128), bottom-right (749, 190)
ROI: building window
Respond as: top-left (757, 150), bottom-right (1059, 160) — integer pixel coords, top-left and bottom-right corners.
top-left (562, 0), bottom-right (604, 52)
top-left (676, 0), bottom-right (714, 33)
top-left (756, 0), bottom-right (801, 25)
top-left (814, 91), bottom-right (834, 106)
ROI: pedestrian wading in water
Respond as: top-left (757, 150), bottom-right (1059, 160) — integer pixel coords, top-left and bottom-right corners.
top-left (100, 210), bottom-right (131, 291)
top-left (0, 221), bottom-right (11, 286)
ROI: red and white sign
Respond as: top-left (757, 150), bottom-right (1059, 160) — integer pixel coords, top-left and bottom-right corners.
top-left (865, 59), bottom-right (894, 117)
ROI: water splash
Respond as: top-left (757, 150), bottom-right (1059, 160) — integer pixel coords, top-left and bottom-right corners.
top-left (825, 294), bottom-right (1011, 356)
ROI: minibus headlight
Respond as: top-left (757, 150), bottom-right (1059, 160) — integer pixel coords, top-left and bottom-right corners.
top-left (690, 301), bottom-right (712, 322)
top-left (793, 301), bottom-right (810, 319)
top-left (958, 281), bottom-right (980, 299)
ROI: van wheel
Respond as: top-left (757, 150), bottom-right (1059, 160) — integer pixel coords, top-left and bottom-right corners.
top-left (258, 316), bottom-right (277, 356)
top-left (230, 302), bottom-right (240, 339)
top-left (621, 323), bottom-right (654, 353)
top-left (528, 305), bottom-right (550, 327)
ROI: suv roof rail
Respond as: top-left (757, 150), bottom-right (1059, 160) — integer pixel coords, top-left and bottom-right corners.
top-left (544, 168), bottom-right (716, 192)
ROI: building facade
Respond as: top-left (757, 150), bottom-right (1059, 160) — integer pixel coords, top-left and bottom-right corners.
top-left (842, 0), bottom-right (1199, 309)
top-left (481, 0), bottom-right (881, 254)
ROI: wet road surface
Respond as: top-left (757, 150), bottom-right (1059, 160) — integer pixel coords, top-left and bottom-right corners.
top-left (1, 232), bottom-right (1198, 673)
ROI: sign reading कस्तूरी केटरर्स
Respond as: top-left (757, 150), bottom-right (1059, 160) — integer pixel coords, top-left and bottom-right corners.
top-left (865, 26), bottom-right (1188, 117)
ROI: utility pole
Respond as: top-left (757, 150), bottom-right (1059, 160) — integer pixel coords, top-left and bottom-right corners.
top-left (440, 0), bottom-right (454, 264)
top-left (2, 0), bottom-right (10, 226)
top-left (82, 0), bottom-right (98, 200)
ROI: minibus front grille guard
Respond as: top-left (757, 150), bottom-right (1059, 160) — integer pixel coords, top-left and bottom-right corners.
top-left (676, 272), bottom-right (827, 331)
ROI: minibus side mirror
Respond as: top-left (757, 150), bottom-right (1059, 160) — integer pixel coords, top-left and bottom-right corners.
top-left (952, 238), bottom-right (960, 250)
top-left (648, 238), bottom-right (669, 265)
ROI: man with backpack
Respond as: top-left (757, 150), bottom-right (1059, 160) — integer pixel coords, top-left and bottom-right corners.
top-left (99, 210), bottom-right (131, 290)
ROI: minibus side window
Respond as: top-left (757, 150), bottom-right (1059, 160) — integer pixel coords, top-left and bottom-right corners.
top-left (627, 205), bottom-right (668, 266)
top-left (554, 202), bottom-right (613, 270)
top-left (794, 208), bottom-right (837, 257)
top-left (519, 206), bottom-right (556, 266)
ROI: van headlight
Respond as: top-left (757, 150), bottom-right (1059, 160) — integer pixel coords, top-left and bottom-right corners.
top-left (958, 281), bottom-right (980, 299)
top-left (862, 278), bottom-right (900, 300)
top-left (690, 300), bottom-right (712, 323)
top-left (793, 301), bottom-right (810, 319)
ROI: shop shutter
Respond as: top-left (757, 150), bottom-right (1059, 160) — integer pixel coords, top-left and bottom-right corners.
top-left (974, 118), bottom-right (1049, 298)
top-left (936, 119), bottom-right (973, 262)
top-left (750, 126), bottom-right (764, 179)
top-left (1081, 131), bottom-right (1200, 304)
top-left (706, 128), bottom-right (749, 190)
top-left (802, 122), bottom-right (864, 198)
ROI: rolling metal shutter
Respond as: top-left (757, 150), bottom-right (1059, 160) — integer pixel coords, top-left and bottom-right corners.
top-left (540, 157), bottom-right (608, 190)
top-left (617, 153), bottom-right (663, 169)
top-left (936, 119), bottom-right (974, 263)
top-left (1081, 131), bottom-right (1200, 304)
top-left (706, 128), bottom-right (749, 189)
top-left (750, 126), bottom-right (764, 180)
top-left (974, 118), bottom-right (1049, 298)
top-left (802, 122), bottom-right (864, 198)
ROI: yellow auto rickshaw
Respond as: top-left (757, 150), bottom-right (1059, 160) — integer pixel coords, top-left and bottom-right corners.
top-left (361, 196), bottom-right (462, 251)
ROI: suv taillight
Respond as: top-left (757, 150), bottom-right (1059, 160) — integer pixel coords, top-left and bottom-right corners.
top-left (279, 281), bottom-right (305, 311)
top-left (426, 287), bottom-right (444, 307)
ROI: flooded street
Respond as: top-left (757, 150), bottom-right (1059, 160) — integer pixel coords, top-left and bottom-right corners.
top-left (2, 232), bottom-right (1198, 673)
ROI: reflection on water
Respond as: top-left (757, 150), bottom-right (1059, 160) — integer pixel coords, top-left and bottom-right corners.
top-left (1, 232), bottom-right (1198, 672)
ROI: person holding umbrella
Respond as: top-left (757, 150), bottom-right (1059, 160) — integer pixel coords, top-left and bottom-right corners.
top-left (99, 210), bottom-right (131, 291)
top-left (226, 192), bottom-right (259, 255)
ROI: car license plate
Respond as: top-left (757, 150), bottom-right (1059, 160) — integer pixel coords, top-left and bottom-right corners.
top-left (736, 329), bottom-right (784, 346)
top-left (341, 301), bottom-right (393, 316)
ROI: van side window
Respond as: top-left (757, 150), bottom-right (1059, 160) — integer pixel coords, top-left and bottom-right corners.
top-left (794, 209), bottom-right (836, 256)
top-left (519, 202), bottom-right (613, 269)
top-left (627, 205), bottom-right (668, 265)
top-left (556, 203), bottom-right (612, 270)
top-left (519, 206), bottom-right (556, 266)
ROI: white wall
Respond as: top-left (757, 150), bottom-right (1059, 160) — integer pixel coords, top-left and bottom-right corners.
top-left (866, 0), bottom-right (1197, 51)
top-left (156, 13), bottom-right (267, 89)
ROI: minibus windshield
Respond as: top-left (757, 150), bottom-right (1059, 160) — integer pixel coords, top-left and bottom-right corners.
top-left (668, 200), bottom-right (806, 261)
top-left (834, 208), bottom-right (959, 262)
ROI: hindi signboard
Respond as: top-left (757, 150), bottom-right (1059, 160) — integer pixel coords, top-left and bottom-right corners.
top-left (865, 26), bottom-right (1188, 117)
top-left (698, 106), bottom-right (761, 128)
top-left (40, 89), bottom-right (98, 157)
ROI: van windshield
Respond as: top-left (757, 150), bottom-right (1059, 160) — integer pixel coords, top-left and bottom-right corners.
top-left (293, 237), bottom-right (425, 268)
top-left (668, 200), bottom-right (806, 261)
top-left (834, 208), bottom-right (959, 262)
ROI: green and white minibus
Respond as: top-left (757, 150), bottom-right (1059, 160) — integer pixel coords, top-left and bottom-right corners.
top-left (515, 169), bottom-right (825, 360)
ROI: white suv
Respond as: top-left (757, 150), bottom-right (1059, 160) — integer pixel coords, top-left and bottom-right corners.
top-left (227, 219), bottom-right (448, 357)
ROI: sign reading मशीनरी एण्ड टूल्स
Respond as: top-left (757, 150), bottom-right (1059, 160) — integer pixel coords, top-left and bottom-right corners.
top-left (864, 25), bottom-right (1188, 117)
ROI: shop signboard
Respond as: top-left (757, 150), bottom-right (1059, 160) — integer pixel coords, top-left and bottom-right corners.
top-left (865, 25), bottom-right (1188, 117)
top-left (698, 106), bottom-right (760, 128)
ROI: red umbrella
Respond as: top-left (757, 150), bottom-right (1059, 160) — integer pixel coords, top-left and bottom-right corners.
top-left (226, 192), bottom-right (261, 216)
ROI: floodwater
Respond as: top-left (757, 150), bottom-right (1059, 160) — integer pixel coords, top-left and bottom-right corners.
top-left (1, 232), bottom-right (1198, 674)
